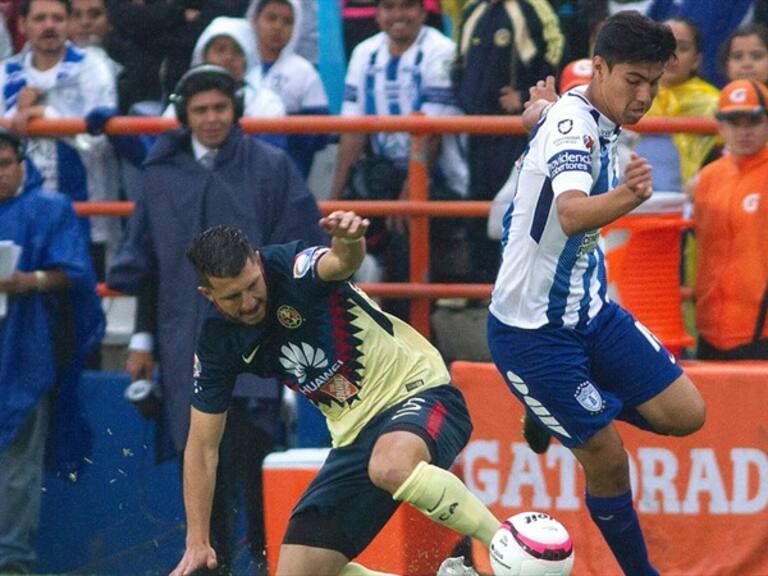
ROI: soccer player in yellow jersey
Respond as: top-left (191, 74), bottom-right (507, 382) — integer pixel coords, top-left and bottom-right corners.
top-left (170, 211), bottom-right (500, 576)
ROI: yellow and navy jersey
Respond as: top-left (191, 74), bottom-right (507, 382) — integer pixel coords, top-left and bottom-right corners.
top-left (191, 241), bottom-right (450, 447)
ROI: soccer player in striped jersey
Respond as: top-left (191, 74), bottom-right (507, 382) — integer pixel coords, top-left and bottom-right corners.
top-left (487, 11), bottom-right (707, 576)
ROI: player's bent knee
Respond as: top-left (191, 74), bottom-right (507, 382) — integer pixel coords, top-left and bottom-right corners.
top-left (667, 401), bottom-right (706, 437)
top-left (367, 458), bottom-right (417, 494)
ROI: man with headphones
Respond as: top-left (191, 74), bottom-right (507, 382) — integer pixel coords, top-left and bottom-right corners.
top-left (0, 127), bottom-right (104, 572)
top-left (107, 64), bottom-right (327, 572)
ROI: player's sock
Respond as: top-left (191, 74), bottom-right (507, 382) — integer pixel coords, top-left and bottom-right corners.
top-left (392, 461), bottom-right (500, 546)
top-left (340, 562), bottom-right (399, 576)
top-left (586, 489), bottom-right (660, 576)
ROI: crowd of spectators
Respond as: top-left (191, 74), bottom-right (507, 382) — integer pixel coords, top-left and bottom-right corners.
top-left (1, 0), bottom-right (768, 572)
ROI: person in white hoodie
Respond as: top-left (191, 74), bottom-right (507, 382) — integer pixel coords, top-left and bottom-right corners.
top-left (188, 16), bottom-right (285, 120)
top-left (246, 0), bottom-right (329, 177)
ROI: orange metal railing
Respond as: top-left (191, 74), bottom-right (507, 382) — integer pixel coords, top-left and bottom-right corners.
top-left (12, 114), bottom-right (714, 337)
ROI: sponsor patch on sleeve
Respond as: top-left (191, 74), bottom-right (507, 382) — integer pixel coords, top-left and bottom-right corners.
top-left (547, 149), bottom-right (592, 179)
top-left (293, 247), bottom-right (330, 278)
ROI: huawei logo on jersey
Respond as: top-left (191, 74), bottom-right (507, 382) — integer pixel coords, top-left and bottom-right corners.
top-left (280, 342), bottom-right (328, 384)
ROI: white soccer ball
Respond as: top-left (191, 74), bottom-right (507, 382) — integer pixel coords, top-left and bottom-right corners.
top-left (489, 512), bottom-right (574, 576)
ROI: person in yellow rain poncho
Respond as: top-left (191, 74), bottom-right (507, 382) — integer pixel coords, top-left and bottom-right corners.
top-left (635, 18), bottom-right (720, 191)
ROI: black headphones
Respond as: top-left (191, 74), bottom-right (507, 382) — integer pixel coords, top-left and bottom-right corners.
top-left (168, 64), bottom-right (245, 125)
top-left (0, 127), bottom-right (25, 162)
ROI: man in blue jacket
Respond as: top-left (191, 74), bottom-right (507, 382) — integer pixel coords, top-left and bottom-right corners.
top-left (107, 65), bottom-right (327, 572)
top-left (0, 128), bottom-right (104, 572)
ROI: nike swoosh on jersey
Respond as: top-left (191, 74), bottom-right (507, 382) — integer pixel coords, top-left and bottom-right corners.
top-left (242, 344), bottom-right (261, 364)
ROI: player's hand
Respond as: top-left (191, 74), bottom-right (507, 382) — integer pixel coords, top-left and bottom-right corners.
top-left (126, 350), bottom-right (155, 382)
top-left (169, 545), bottom-right (217, 576)
top-left (320, 210), bottom-right (370, 242)
top-left (622, 152), bottom-right (653, 201)
top-left (525, 76), bottom-right (558, 108)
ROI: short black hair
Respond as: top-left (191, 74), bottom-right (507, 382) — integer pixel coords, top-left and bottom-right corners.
top-left (719, 23), bottom-right (768, 77)
top-left (0, 128), bottom-right (25, 162)
top-left (594, 11), bottom-right (677, 69)
top-left (187, 226), bottom-right (255, 287)
top-left (20, 0), bottom-right (71, 17)
top-left (254, 0), bottom-right (293, 17)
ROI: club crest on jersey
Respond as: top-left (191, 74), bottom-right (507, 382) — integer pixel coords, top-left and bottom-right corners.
top-left (583, 134), bottom-right (594, 151)
top-left (575, 381), bottom-right (604, 413)
top-left (277, 305), bottom-right (303, 329)
top-left (558, 119), bottom-right (573, 134)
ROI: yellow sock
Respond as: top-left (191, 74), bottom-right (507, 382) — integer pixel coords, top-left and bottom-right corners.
top-left (340, 562), bottom-right (400, 576)
top-left (392, 461), bottom-right (500, 546)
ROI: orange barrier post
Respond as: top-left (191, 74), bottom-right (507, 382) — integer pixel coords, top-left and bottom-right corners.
top-left (408, 130), bottom-right (432, 337)
top-left (452, 360), bottom-right (768, 576)
top-left (603, 215), bottom-right (694, 356)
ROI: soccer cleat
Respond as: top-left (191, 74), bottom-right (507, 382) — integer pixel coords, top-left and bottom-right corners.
top-left (436, 556), bottom-right (479, 576)
top-left (522, 411), bottom-right (552, 454)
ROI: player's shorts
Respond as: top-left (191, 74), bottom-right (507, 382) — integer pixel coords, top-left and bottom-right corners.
top-left (487, 300), bottom-right (683, 448)
top-left (282, 384), bottom-right (472, 559)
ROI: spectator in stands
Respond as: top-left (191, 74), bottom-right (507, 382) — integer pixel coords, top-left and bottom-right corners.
top-left (0, 128), bottom-right (104, 573)
top-left (646, 0), bottom-right (755, 87)
top-left (634, 18), bottom-right (720, 192)
top-left (0, 0), bottom-right (120, 280)
top-left (246, 0), bottom-right (329, 178)
top-left (69, 0), bottom-right (110, 47)
top-left (721, 23), bottom-right (768, 85)
top-left (452, 0), bottom-right (563, 283)
top-left (107, 65), bottom-right (327, 573)
top-left (340, 0), bottom-right (444, 61)
top-left (330, 0), bottom-right (469, 320)
top-left (190, 17), bottom-right (285, 118)
top-left (693, 79), bottom-right (768, 360)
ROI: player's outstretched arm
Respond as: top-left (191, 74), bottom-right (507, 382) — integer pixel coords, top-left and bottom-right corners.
top-left (556, 153), bottom-right (653, 236)
top-left (169, 408), bottom-right (227, 576)
top-left (317, 210), bottom-right (370, 281)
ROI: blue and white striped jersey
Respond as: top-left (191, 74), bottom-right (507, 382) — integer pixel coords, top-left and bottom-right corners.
top-left (342, 26), bottom-right (468, 196)
top-left (489, 87), bottom-right (622, 329)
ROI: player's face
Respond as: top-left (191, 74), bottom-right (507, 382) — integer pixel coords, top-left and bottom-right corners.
top-left (200, 255), bottom-right (269, 325)
top-left (593, 57), bottom-right (665, 125)
top-left (0, 146), bottom-right (24, 201)
top-left (186, 89), bottom-right (235, 148)
top-left (726, 34), bottom-right (768, 84)
top-left (661, 20), bottom-right (700, 87)
top-left (718, 114), bottom-right (768, 157)
top-left (254, 2), bottom-right (294, 59)
top-left (22, 0), bottom-right (69, 57)
top-left (204, 36), bottom-right (247, 82)
top-left (69, 0), bottom-right (110, 47)
top-left (376, 0), bottom-right (426, 48)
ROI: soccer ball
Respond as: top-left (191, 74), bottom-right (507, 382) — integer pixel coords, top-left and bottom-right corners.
top-left (489, 512), bottom-right (574, 576)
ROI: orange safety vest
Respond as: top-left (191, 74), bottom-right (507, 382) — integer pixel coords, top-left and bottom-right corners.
top-left (693, 145), bottom-right (768, 350)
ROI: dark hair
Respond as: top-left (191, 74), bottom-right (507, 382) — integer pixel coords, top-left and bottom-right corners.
top-left (594, 11), bottom-right (677, 69)
top-left (186, 226), bottom-right (255, 287)
top-left (0, 128), bottom-right (25, 162)
top-left (20, 0), bottom-right (71, 17)
top-left (168, 64), bottom-right (243, 124)
top-left (254, 0), bottom-right (293, 17)
top-left (719, 24), bottom-right (768, 78)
